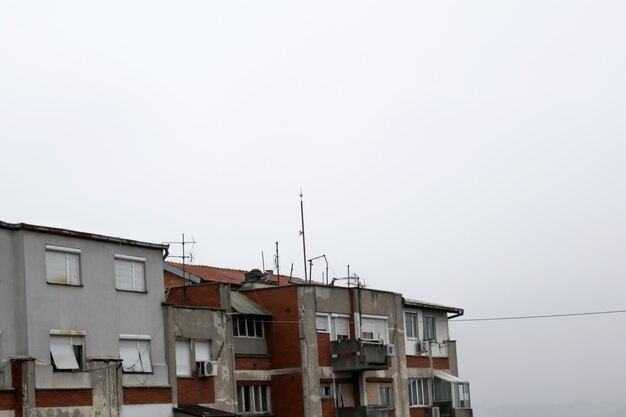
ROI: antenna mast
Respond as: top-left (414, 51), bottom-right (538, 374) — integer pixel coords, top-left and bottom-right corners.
top-left (299, 189), bottom-right (308, 283)
top-left (163, 233), bottom-right (196, 283)
top-left (274, 242), bottom-right (280, 285)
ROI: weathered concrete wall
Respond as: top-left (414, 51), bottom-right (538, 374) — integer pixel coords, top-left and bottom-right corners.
top-left (164, 304), bottom-right (236, 413)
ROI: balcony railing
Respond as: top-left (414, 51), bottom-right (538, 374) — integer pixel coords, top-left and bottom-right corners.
top-left (337, 406), bottom-right (390, 417)
top-left (330, 339), bottom-right (389, 372)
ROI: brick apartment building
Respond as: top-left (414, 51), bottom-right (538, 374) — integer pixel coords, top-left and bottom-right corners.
top-left (0, 222), bottom-right (472, 417)
top-left (164, 263), bottom-right (473, 417)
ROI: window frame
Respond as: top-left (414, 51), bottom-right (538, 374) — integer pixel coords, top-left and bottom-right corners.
top-left (423, 316), bottom-right (436, 341)
top-left (405, 312), bottom-right (418, 339)
top-left (175, 339), bottom-right (192, 377)
top-left (408, 378), bottom-right (430, 407)
top-left (320, 382), bottom-right (333, 399)
top-left (316, 313), bottom-right (330, 333)
top-left (114, 254), bottom-right (147, 293)
top-left (119, 335), bottom-right (153, 373)
top-left (237, 384), bottom-right (271, 414)
top-left (330, 314), bottom-right (350, 341)
top-left (233, 314), bottom-right (265, 338)
top-left (360, 314), bottom-right (389, 344)
top-left (49, 332), bottom-right (86, 371)
top-left (378, 384), bottom-right (393, 409)
top-left (452, 382), bottom-right (471, 408)
top-left (45, 245), bottom-right (81, 286)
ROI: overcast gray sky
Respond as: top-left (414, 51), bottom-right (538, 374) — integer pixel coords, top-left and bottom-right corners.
top-left (2, 1), bottom-right (626, 416)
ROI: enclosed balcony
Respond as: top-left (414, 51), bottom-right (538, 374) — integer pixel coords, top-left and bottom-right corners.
top-left (336, 406), bottom-right (390, 417)
top-left (331, 339), bottom-right (390, 372)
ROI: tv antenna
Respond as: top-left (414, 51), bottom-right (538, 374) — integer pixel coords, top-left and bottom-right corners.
top-left (308, 254), bottom-right (328, 285)
top-left (299, 189), bottom-right (308, 283)
top-left (163, 233), bottom-right (196, 279)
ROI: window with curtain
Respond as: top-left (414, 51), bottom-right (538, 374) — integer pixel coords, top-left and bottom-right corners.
top-left (330, 315), bottom-right (350, 341)
top-left (408, 378), bottom-right (429, 407)
top-left (237, 385), bottom-right (271, 413)
top-left (423, 316), bottom-right (436, 341)
top-left (361, 316), bottom-right (389, 343)
top-left (176, 340), bottom-right (191, 377)
top-left (405, 312), bottom-right (418, 339)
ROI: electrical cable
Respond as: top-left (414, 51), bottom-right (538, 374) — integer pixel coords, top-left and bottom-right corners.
top-left (450, 308), bottom-right (626, 322)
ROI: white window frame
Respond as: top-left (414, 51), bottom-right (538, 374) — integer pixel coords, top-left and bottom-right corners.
top-left (194, 340), bottom-right (211, 362)
top-left (49, 331), bottom-right (86, 371)
top-left (114, 254), bottom-right (146, 292)
top-left (453, 383), bottom-right (471, 408)
top-left (176, 339), bottom-right (191, 377)
top-left (378, 384), bottom-right (393, 408)
top-left (45, 245), bottom-right (81, 286)
top-left (405, 312), bottom-right (418, 339)
top-left (423, 316), bottom-right (436, 341)
top-left (330, 314), bottom-right (350, 341)
top-left (237, 384), bottom-right (271, 414)
top-left (408, 378), bottom-right (430, 407)
top-left (119, 335), bottom-right (152, 373)
top-left (360, 314), bottom-right (389, 344)
top-left (233, 315), bottom-right (265, 338)
top-left (316, 313), bottom-right (330, 333)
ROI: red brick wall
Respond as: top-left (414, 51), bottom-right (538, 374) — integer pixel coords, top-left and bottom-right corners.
top-left (164, 270), bottom-right (187, 289)
top-left (407, 356), bottom-right (430, 368)
top-left (166, 283), bottom-right (222, 309)
top-left (317, 333), bottom-right (332, 366)
top-left (36, 389), bottom-right (92, 407)
top-left (433, 358), bottom-right (449, 369)
top-left (244, 287), bottom-right (301, 369)
top-left (321, 398), bottom-right (335, 417)
top-left (177, 377), bottom-right (215, 405)
top-left (235, 356), bottom-right (272, 371)
top-left (271, 373), bottom-right (303, 416)
top-left (410, 407), bottom-right (429, 417)
top-left (0, 390), bottom-right (16, 410)
top-left (11, 361), bottom-right (23, 417)
top-left (123, 387), bottom-right (172, 404)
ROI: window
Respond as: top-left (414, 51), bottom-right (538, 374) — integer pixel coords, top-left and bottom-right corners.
top-left (176, 340), bottom-right (191, 377)
top-left (115, 254), bottom-right (146, 292)
top-left (378, 385), bottom-right (393, 408)
top-left (335, 382), bottom-right (355, 408)
top-left (316, 313), bottom-right (329, 332)
top-left (423, 316), bottom-right (436, 341)
top-left (405, 313), bottom-right (418, 339)
top-left (119, 337), bottom-right (152, 373)
top-left (49, 333), bottom-right (85, 371)
top-left (237, 385), bottom-right (271, 414)
top-left (194, 340), bottom-right (211, 362)
top-left (320, 383), bottom-right (333, 398)
top-left (453, 383), bottom-right (471, 408)
top-left (233, 315), bottom-right (264, 338)
top-left (408, 379), bottom-right (429, 407)
top-left (433, 378), bottom-right (450, 401)
top-left (361, 316), bottom-right (388, 343)
top-left (330, 315), bottom-right (350, 341)
top-left (45, 245), bottom-right (81, 285)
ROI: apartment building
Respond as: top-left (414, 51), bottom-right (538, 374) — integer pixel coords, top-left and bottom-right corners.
top-left (165, 263), bottom-right (473, 417)
top-left (0, 222), bottom-right (172, 417)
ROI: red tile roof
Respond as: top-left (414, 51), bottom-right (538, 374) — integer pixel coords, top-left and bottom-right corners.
top-left (165, 261), bottom-right (299, 286)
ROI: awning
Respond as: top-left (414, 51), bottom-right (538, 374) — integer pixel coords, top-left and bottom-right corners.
top-left (230, 291), bottom-right (272, 316)
top-left (433, 370), bottom-right (469, 384)
top-left (174, 405), bottom-right (241, 417)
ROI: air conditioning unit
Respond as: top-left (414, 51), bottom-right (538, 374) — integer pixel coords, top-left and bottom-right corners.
top-left (386, 344), bottom-right (396, 356)
top-left (198, 360), bottom-right (218, 377)
top-left (429, 407), bottom-right (440, 417)
top-left (416, 341), bottom-right (427, 354)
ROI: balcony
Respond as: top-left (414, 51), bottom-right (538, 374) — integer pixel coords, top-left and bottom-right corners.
top-left (337, 406), bottom-right (390, 417)
top-left (330, 339), bottom-right (389, 372)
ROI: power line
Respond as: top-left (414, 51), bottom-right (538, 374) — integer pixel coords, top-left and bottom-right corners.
top-left (451, 309), bottom-right (626, 322)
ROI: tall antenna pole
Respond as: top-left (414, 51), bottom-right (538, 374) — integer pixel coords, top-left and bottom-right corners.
top-left (275, 242), bottom-right (280, 285)
top-left (300, 189), bottom-right (308, 283)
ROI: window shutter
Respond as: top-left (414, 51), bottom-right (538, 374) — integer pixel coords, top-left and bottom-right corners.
top-left (195, 341), bottom-right (210, 362)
